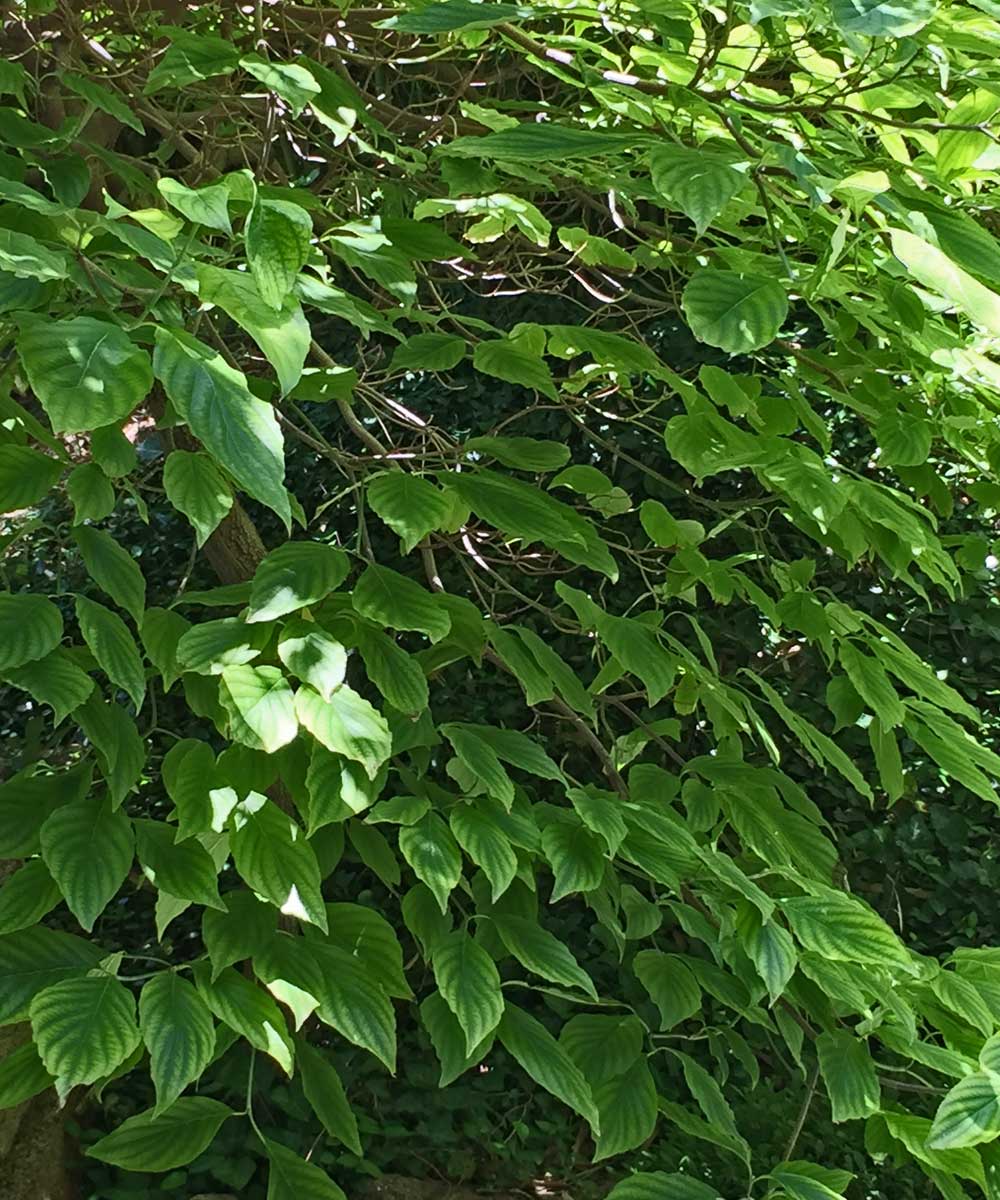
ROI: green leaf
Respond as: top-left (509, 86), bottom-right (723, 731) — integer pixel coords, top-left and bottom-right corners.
top-left (220, 665), bottom-right (298, 753)
top-left (177, 616), bottom-right (265, 676)
top-left (837, 640), bottom-right (905, 728)
top-left (297, 1041), bottom-right (363, 1155)
top-left (158, 177), bottom-right (231, 233)
top-left (139, 973), bottom-right (216, 1115)
top-left (277, 621), bottom-right (347, 701)
top-left (494, 915), bottom-right (597, 998)
top-left (86, 1098), bottom-right (234, 1170)
top-left (352, 625), bottom-right (428, 715)
top-left (309, 943), bottom-right (397, 1070)
top-left (568, 788), bottom-right (627, 856)
top-left (323, 902), bottom-right (411, 999)
top-left (816, 1031), bottom-right (880, 1123)
top-left (782, 889), bottom-right (912, 969)
top-left (30, 975), bottom-right (141, 1091)
top-left (391, 332), bottom-right (467, 372)
top-left (241, 54), bottom-right (320, 117)
top-left (682, 270), bottom-right (788, 354)
top-left (231, 793), bottom-right (327, 929)
top-left (380, 0), bottom-right (535, 32)
top-left (3, 648), bottom-right (94, 726)
top-left (366, 471), bottom-right (452, 553)
top-left (473, 338), bottom-right (557, 399)
top-left (0, 859), bottom-right (61, 935)
top-left (75, 595), bottom-right (145, 709)
top-left (929, 1072), bottom-right (1000, 1149)
top-left (296, 684), bottom-right (392, 780)
top-left (830, 0), bottom-right (935, 37)
top-left (247, 541), bottom-right (350, 622)
top-left (18, 316), bottom-right (152, 434)
top-left (195, 964), bottom-right (295, 1075)
top-left (875, 412), bottom-right (932, 467)
top-left (634, 951), bottom-right (702, 1030)
top-left (306, 744), bottom-right (383, 829)
top-left (0, 445), bottom-right (61, 512)
top-left (449, 802), bottom-right (518, 900)
top-left (246, 198), bottom-right (312, 308)
top-left (134, 819), bottom-right (224, 909)
top-left (0, 925), bottom-right (102, 1022)
top-left (441, 724), bottom-right (515, 807)
top-left (605, 1174), bottom-right (722, 1200)
top-left (0, 1040), bottom-right (52, 1110)
top-left (432, 931), bottom-right (504, 1054)
top-left (352, 563), bottom-right (451, 642)
top-left (560, 1014), bottom-right (645, 1086)
top-left (40, 793), bottom-right (134, 931)
top-left (197, 264), bottom-right (310, 395)
top-left (0, 765), bottom-right (91, 859)
top-left (444, 124), bottom-right (632, 161)
top-left (399, 813), bottom-right (463, 914)
top-left (420, 989), bottom-right (493, 1086)
top-left (74, 693), bottom-right (146, 809)
top-left (497, 1003), bottom-right (600, 1135)
top-left (153, 328), bottom-right (290, 525)
top-left (202, 891), bottom-right (276, 979)
top-left (73, 526), bottom-right (146, 623)
top-left (542, 820), bottom-right (606, 901)
top-left (890, 229), bottom-right (1000, 339)
top-left (593, 1057), bottom-right (658, 1161)
top-left (265, 1138), bottom-right (348, 1200)
top-left (67, 462), bottom-right (115, 524)
top-left (736, 908), bottom-right (797, 1004)
top-left (141, 607), bottom-right (190, 692)
top-left (63, 70), bottom-right (144, 133)
top-left (91, 424), bottom-right (137, 477)
top-left (163, 450), bottom-right (234, 547)
top-left (465, 436), bottom-right (570, 472)
top-left (650, 146), bottom-right (745, 236)
top-left (0, 593), bottom-right (63, 670)
top-left (0, 228), bottom-right (69, 280)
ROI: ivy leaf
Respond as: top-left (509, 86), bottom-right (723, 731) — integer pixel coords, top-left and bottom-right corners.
top-left (30, 975), bottom-right (141, 1092)
top-left (494, 915), bottom-right (597, 999)
top-left (246, 198), bottom-right (312, 309)
top-left (40, 793), bottom-right (134, 932)
top-left (163, 450), bottom-right (234, 547)
top-left (247, 541), bottom-right (350, 622)
top-left (682, 270), bottom-right (788, 354)
top-left (139, 973), bottom-right (216, 1115)
top-left (497, 1003), bottom-right (600, 1135)
top-left (75, 595), bottom-right (145, 710)
top-left (352, 563), bottom-right (451, 642)
top-left (0, 593), bottom-right (63, 671)
top-left (17, 315), bottom-right (152, 433)
top-left (297, 1041), bottom-right (363, 1155)
top-left (220, 665), bottom-right (298, 753)
top-left (73, 526), bottom-right (146, 623)
top-left (153, 328), bottom-right (290, 526)
top-left (432, 931), bottom-right (505, 1054)
top-left (231, 792), bottom-right (327, 930)
top-left (296, 684), bottom-right (392, 780)
top-left (399, 813), bottom-right (463, 914)
top-left (265, 1138), bottom-right (348, 1200)
top-left (86, 1098), bottom-right (234, 1170)
top-left (366, 471), bottom-right (452, 553)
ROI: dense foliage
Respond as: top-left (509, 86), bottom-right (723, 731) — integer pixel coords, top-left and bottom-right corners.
top-left (3, 1), bottom-right (1000, 1198)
